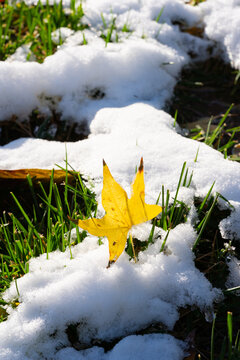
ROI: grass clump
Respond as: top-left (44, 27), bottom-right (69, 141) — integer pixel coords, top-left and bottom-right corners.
top-left (0, 0), bottom-right (87, 62)
top-left (0, 162), bottom-right (97, 295)
top-left (188, 104), bottom-right (240, 161)
top-left (99, 12), bottom-right (133, 46)
top-left (211, 311), bottom-right (240, 360)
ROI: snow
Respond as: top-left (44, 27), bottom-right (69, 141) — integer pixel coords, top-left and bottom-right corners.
top-left (0, 39), bottom-right (186, 122)
top-left (219, 201), bottom-right (240, 241)
top-left (0, 224), bottom-right (221, 360)
top-left (0, 0), bottom-right (240, 359)
top-left (200, 0), bottom-right (240, 69)
top-left (226, 256), bottom-right (240, 294)
top-left (55, 334), bottom-right (186, 360)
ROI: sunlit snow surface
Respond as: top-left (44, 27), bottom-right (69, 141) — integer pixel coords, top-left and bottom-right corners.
top-left (0, 0), bottom-right (240, 359)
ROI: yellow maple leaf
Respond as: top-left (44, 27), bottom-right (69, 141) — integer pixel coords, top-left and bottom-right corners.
top-left (77, 158), bottom-right (162, 267)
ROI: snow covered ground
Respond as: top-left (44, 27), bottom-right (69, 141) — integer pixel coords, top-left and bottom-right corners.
top-left (0, 0), bottom-right (240, 359)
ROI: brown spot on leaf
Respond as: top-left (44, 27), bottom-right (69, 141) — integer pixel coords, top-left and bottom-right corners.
top-left (107, 260), bottom-right (115, 269)
top-left (138, 157), bottom-right (144, 173)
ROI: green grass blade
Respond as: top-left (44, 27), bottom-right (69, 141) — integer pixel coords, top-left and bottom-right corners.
top-left (47, 17), bottom-right (53, 55)
top-left (148, 218), bottom-right (156, 244)
top-left (64, 149), bottom-right (71, 215)
top-left (173, 110), bottom-right (178, 127)
top-left (219, 337), bottom-right (227, 360)
top-left (234, 330), bottom-right (240, 350)
top-left (206, 104), bottom-right (234, 146)
top-left (210, 313), bottom-right (216, 360)
top-left (17, 6), bottom-right (24, 44)
top-left (194, 146), bottom-right (200, 163)
top-left (182, 168), bottom-right (188, 187)
top-left (70, 0), bottom-right (76, 12)
top-left (160, 229), bottom-right (170, 253)
top-left (199, 181), bottom-right (215, 212)
top-left (155, 7), bottom-right (164, 23)
top-left (26, 174), bottom-right (41, 218)
top-left (10, 192), bottom-right (42, 243)
top-left (47, 169), bottom-right (54, 229)
top-left (204, 116), bottom-right (213, 144)
top-left (101, 12), bottom-right (107, 29)
top-left (168, 162), bottom-right (186, 226)
top-left (227, 311), bottom-right (233, 359)
top-left (193, 193), bottom-right (219, 251)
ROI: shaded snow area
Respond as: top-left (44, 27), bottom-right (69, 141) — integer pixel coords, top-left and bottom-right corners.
top-left (226, 256), bottom-right (240, 294)
top-left (0, 0), bottom-right (240, 359)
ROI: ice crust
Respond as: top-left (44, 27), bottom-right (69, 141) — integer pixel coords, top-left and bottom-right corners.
top-left (0, 0), bottom-right (240, 359)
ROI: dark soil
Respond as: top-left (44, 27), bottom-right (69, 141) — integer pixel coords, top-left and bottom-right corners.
top-left (0, 110), bottom-right (89, 146)
top-left (168, 57), bottom-right (240, 140)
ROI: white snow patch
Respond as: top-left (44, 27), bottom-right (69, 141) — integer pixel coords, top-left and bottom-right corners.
top-left (0, 39), bottom-right (186, 122)
top-left (226, 256), bottom-right (240, 295)
top-left (200, 0), bottom-right (240, 69)
top-left (56, 334), bottom-right (186, 360)
top-left (219, 201), bottom-right (240, 241)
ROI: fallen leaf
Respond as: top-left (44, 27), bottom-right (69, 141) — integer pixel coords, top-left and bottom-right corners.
top-left (181, 25), bottom-right (204, 38)
top-left (0, 169), bottom-right (72, 182)
top-left (76, 158), bottom-right (162, 266)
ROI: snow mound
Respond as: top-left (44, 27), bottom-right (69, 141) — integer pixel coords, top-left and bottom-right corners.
top-left (56, 334), bottom-right (186, 360)
top-left (200, 0), bottom-right (240, 69)
top-left (0, 224), bottom-right (220, 359)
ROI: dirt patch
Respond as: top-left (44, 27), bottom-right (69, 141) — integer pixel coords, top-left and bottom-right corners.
top-left (0, 110), bottom-right (89, 146)
top-left (168, 57), bottom-right (240, 134)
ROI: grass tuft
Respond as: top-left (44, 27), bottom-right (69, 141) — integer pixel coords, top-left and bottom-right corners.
top-left (0, 162), bottom-right (96, 296)
top-left (0, 0), bottom-right (87, 62)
